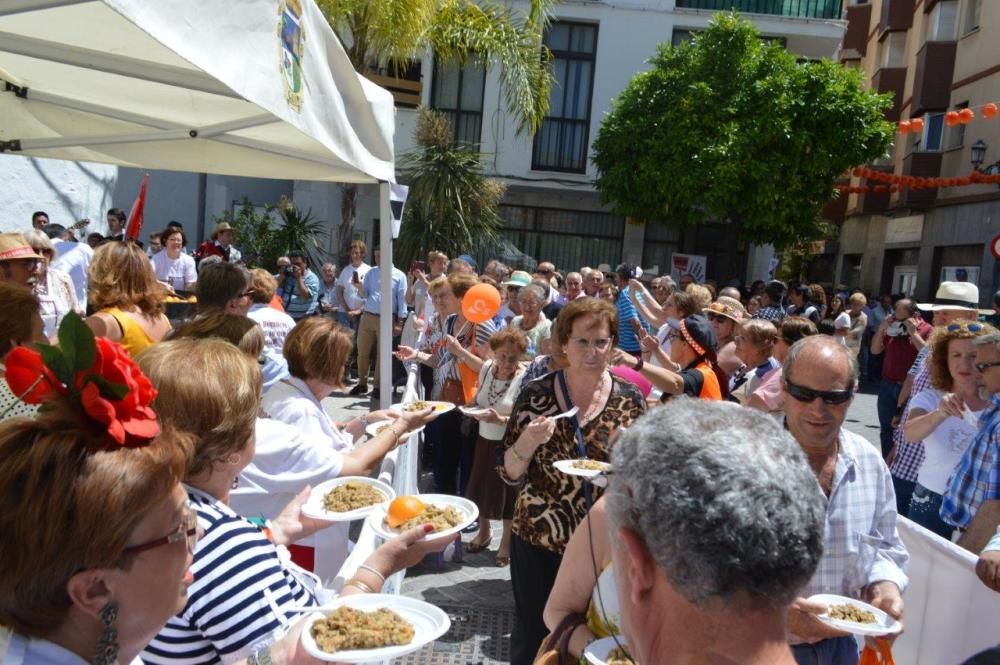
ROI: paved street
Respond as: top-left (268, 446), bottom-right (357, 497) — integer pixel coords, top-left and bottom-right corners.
top-left (324, 384), bottom-right (883, 664)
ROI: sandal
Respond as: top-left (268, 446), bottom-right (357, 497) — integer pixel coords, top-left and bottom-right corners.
top-left (495, 555), bottom-right (510, 567)
top-left (465, 538), bottom-right (491, 554)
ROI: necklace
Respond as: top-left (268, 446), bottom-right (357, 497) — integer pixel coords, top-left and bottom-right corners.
top-left (485, 365), bottom-right (514, 404)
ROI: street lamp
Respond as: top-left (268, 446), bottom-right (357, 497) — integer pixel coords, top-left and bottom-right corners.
top-left (970, 139), bottom-right (1000, 188)
top-left (971, 139), bottom-right (988, 170)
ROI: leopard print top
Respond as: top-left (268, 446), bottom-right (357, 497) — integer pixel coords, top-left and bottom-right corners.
top-left (498, 372), bottom-right (646, 554)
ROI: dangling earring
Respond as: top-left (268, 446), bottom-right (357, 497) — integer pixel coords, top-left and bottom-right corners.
top-left (228, 454), bottom-right (241, 489)
top-left (93, 602), bottom-right (118, 665)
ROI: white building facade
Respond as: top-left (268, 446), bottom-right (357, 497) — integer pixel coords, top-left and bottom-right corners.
top-left (299, 0), bottom-right (847, 281)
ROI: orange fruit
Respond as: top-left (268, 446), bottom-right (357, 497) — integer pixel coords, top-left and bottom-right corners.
top-left (386, 496), bottom-right (426, 528)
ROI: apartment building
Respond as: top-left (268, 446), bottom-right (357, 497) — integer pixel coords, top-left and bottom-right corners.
top-left (296, 0), bottom-right (847, 281)
top-left (833, 0), bottom-right (998, 305)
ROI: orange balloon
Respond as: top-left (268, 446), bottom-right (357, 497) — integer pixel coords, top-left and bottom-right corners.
top-left (898, 121), bottom-right (911, 134)
top-left (386, 496), bottom-right (426, 528)
top-left (959, 108), bottom-right (975, 124)
top-left (945, 111), bottom-right (961, 127)
top-left (983, 103), bottom-right (999, 119)
top-left (910, 117), bottom-right (925, 132)
top-left (461, 283), bottom-right (501, 324)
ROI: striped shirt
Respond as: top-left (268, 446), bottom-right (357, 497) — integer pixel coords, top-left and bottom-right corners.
top-left (143, 487), bottom-right (317, 665)
top-left (616, 288), bottom-right (641, 353)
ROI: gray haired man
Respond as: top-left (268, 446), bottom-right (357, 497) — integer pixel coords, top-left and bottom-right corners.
top-left (782, 336), bottom-right (908, 665)
top-left (606, 399), bottom-right (825, 665)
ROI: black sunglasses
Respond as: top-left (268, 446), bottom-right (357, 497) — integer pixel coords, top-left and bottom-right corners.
top-left (785, 380), bottom-right (854, 405)
top-left (975, 361), bottom-right (1000, 373)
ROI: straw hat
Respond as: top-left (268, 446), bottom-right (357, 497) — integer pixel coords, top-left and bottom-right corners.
top-left (917, 282), bottom-right (982, 313)
top-left (703, 296), bottom-right (747, 324)
top-left (0, 233), bottom-right (44, 262)
top-left (211, 222), bottom-right (234, 240)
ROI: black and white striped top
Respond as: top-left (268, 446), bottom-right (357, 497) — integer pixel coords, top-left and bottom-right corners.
top-left (142, 486), bottom-right (317, 665)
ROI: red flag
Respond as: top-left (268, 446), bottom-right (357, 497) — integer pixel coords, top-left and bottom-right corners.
top-left (125, 173), bottom-right (149, 241)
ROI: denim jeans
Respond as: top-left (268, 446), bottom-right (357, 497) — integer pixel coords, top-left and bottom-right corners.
top-left (877, 381), bottom-right (903, 458)
top-left (792, 636), bottom-right (860, 665)
top-left (892, 474), bottom-right (916, 518)
top-left (907, 482), bottom-right (955, 539)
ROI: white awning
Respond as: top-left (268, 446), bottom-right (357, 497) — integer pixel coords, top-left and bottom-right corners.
top-left (0, 0), bottom-right (395, 183)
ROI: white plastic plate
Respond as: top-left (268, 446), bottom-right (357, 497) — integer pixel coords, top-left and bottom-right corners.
top-left (554, 458), bottom-right (611, 479)
top-left (583, 636), bottom-right (634, 665)
top-left (389, 400), bottom-right (455, 416)
top-left (366, 494), bottom-right (478, 542)
top-left (301, 477), bottom-right (395, 522)
top-left (363, 420), bottom-right (423, 441)
top-left (808, 593), bottom-right (903, 637)
top-left (300, 594), bottom-right (450, 663)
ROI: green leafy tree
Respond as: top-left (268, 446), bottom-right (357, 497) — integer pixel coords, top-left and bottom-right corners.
top-left (592, 12), bottom-right (893, 272)
top-left (216, 197), bottom-right (330, 271)
top-left (394, 108), bottom-right (504, 270)
top-left (315, 0), bottom-right (554, 261)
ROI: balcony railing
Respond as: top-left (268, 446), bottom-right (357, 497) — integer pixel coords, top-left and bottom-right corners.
top-left (675, 0), bottom-right (841, 20)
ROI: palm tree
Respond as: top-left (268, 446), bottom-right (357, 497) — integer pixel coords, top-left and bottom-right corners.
top-left (315, 0), bottom-right (554, 262)
top-left (395, 108), bottom-right (505, 270)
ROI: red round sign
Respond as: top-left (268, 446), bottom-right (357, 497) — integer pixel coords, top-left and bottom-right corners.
top-left (992, 233), bottom-right (1000, 261)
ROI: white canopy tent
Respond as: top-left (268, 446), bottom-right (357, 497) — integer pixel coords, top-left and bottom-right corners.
top-left (0, 0), bottom-right (399, 405)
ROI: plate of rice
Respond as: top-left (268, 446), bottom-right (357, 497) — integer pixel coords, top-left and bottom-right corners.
top-left (302, 477), bottom-right (396, 522)
top-left (366, 494), bottom-right (478, 542)
top-left (300, 594), bottom-right (450, 663)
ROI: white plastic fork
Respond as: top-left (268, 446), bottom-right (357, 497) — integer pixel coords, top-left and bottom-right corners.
top-left (551, 406), bottom-right (580, 421)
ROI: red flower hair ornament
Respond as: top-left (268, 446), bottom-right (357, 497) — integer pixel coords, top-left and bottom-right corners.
top-left (4, 312), bottom-right (159, 447)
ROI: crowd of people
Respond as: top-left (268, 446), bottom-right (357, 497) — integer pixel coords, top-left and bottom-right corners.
top-left (0, 211), bottom-right (998, 665)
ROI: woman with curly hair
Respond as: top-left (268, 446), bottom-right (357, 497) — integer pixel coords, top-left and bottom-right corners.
top-left (902, 319), bottom-right (998, 538)
top-left (87, 240), bottom-right (171, 355)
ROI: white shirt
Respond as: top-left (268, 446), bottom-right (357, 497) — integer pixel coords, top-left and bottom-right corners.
top-left (35, 269), bottom-right (80, 339)
top-left (150, 251), bottom-right (197, 291)
top-left (232, 417), bottom-right (349, 586)
top-left (910, 389), bottom-right (983, 494)
top-left (50, 241), bottom-right (92, 307)
top-left (336, 262), bottom-right (370, 310)
top-left (247, 303), bottom-right (295, 352)
top-left (261, 377), bottom-right (354, 452)
top-left (475, 361), bottom-right (526, 440)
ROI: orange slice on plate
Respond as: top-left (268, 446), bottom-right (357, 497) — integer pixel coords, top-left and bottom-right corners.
top-left (386, 496), bottom-right (426, 528)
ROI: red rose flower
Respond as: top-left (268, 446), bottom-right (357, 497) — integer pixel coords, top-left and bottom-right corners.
top-left (4, 346), bottom-right (63, 404)
top-left (78, 338), bottom-right (160, 447)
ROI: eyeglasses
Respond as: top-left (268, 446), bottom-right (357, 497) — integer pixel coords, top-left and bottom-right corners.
top-left (947, 322), bottom-right (985, 333)
top-left (569, 337), bottom-right (613, 352)
top-left (33, 248), bottom-right (54, 258)
top-left (785, 380), bottom-right (854, 405)
top-left (121, 506), bottom-right (199, 557)
top-left (975, 360), bottom-right (1000, 373)
top-left (241, 289), bottom-right (255, 298)
top-left (537, 269), bottom-right (552, 275)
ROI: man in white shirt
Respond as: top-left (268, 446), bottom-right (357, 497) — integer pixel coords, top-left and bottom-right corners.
top-left (336, 240), bottom-right (370, 330)
top-left (46, 224), bottom-right (93, 307)
top-left (782, 336), bottom-right (907, 665)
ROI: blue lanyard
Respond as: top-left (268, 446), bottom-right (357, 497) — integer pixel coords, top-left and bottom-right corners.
top-left (556, 370), bottom-right (592, 505)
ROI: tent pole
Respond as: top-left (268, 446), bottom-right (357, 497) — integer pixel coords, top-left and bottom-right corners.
top-left (378, 181), bottom-right (393, 409)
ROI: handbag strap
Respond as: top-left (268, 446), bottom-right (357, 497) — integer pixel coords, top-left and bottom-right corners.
top-left (543, 611), bottom-right (585, 657)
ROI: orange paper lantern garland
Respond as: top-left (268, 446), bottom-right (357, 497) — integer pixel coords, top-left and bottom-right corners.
top-left (896, 100), bottom-right (1000, 134)
top-left (835, 167), bottom-right (1000, 195)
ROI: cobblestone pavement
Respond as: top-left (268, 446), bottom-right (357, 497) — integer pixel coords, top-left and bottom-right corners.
top-left (323, 385), bottom-right (882, 664)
